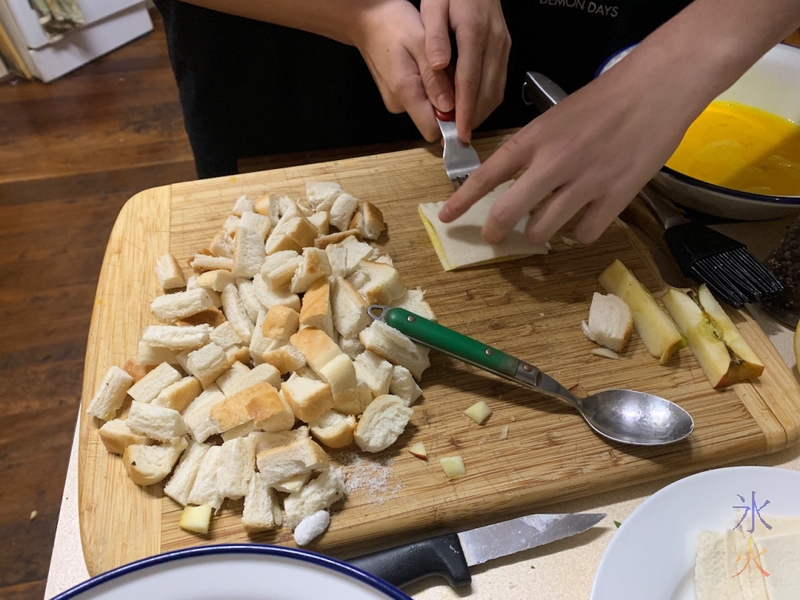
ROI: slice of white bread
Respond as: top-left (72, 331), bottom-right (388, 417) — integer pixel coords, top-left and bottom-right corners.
top-left (359, 320), bottom-right (431, 381)
top-left (584, 292), bottom-right (633, 353)
top-left (309, 410), bottom-right (356, 448)
top-left (98, 418), bottom-right (154, 455)
top-left (255, 436), bottom-right (329, 486)
top-left (182, 384), bottom-right (226, 443)
top-left (152, 376), bottom-right (202, 412)
top-left (123, 437), bottom-right (188, 486)
top-left (196, 269), bottom-right (237, 293)
top-left (331, 276), bottom-right (370, 339)
top-left (141, 324), bottom-right (213, 351)
top-left (163, 441), bottom-right (210, 506)
top-left (282, 373), bottom-right (334, 424)
top-left (329, 192), bottom-right (360, 231)
top-left (216, 435), bottom-right (256, 500)
top-left (127, 401), bottom-right (189, 442)
top-left (86, 366), bottom-right (134, 421)
top-left (262, 305), bottom-right (300, 340)
top-left (187, 445), bottom-right (223, 510)
top-left (242, 472), bottom-right (282, 532)
top-left (349, 201), bottom-right (385, 240)
top-left (354, 394), bottom-right (413, 453)
top-left (221, 283), bottom-right (254, 345)
top-left (127, 362), bottom-right (182, 404)
top-left (291, 247), bottom-right (332, 294)
top-left (155, 253), bottom-right (186, 291)
top-left (283, 466), bottom-right (346, 529)
top-left (151, 288), bottom-right (215, 322)
top-left (353, 351), bottom-right (393, 398)
top-left (389, 365), bottom-right (422, 406)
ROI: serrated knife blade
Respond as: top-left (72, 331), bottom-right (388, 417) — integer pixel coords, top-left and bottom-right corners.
top-left (348, 512), bottom-right (606, 589)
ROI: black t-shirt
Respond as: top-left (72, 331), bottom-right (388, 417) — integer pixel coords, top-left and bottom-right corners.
top-left (154, 0), bottom-right (692, 177)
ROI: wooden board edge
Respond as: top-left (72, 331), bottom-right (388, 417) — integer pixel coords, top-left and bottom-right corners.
top-left (78, 184), bottom-right (172, 575)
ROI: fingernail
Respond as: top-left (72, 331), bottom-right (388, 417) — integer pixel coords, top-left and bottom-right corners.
top-left (438, 206), bottom-right (451, 222)
top-left (436, 94), bottom-right (453, 111)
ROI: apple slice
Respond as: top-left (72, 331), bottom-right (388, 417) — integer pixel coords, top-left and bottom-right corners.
top-left (440, 455), bottom-right (466, 479)
top-left (408, 441), bottom-right (428, 459)
top-left (179, 504), bottom-right (213, 534)
top-left (598, 259), bottom-right (684, 364)
top-left (463, 400), bottom-right (492, 425)
top-left (662, 288), bottom-right (764, 388)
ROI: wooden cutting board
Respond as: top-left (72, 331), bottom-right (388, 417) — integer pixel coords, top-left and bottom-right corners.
top-left (78, 135), bottom-right (800, 577)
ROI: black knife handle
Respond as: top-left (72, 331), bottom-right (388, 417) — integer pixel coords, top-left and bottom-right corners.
top-left (348, 533), bottom-right (472, 589)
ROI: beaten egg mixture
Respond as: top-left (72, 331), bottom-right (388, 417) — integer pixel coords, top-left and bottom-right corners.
top-left (666, 101), bottom-right (800, 196)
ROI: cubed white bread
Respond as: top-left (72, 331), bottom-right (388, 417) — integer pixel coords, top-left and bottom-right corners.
top-left (309, 410), bottom-right (356, 448)
top-left (186, 274), bottom-right (198, 290)
top-left (141, 324), bottom-right (213, 351)
top-left (290, 328), bottom-right (341, 375)
top-left (237, 279), bottom-right (262, 323)
top-left (222, 214), bottom-right (241, 236)
top-left (226, 345), bottom-right (251, 366)
top-left (220, 420), bottom-right (258, 441)
top-left (215, 361), bottom-right (252, 396)
top-left (253, 390), bottom-right (295, 432)
top-left (209, 231), bottom-right (235, 258)
top-left (183, 343), bottom-right (229, 389)
top-left (211, 382), bottom-right (292, 434)
top-left (155, 253), bottom-right (186, 291)
top-left (242, 472), bottom-right (282, 532)
top-left (98, 418), bottom-right (154, 454)
top-left (359, 321), bottom-right (431, 381)
top-left (331, 380), bottom-right (372, 416)
top-left (291, 247), bottom-right (332, 294)
top-left (354, 394), bottom-right (413, 453)
top-left (187, 445), bottom-right (223, 510)
top-left (190, 253), bottom-right (234, 273)
top-left (347, 269), bottom-right (369, 290)
top-left (232, 225), bottom-right (266, 279)
top-left (308, 211), bottom-right (330, 236)
top-left (391, 288), bottom-right (436, 322)
top-left (272, 471), bottom-right (311, 494)
top-left (268, 215), bottom-right (317, 254)
top-left (353, 260), bottom-right (406, 306)
top-left (329, 192), bottom-right (360, 231)
top-left (222, 362), bottom-right (282, 398)
top-left (151, 288), bottom-right (215, 322)
top-left (127, 401), bottom-right (189, 442)
top-left (127, 362), bottom-right (182, 404)
top-left (196, 269), bottom-right (237, 293)
top-left (283, 467), bottom-right (346, 529)
top-left (255, 436), bottom-right (329, 486)
top-left (373, 255), bottom-right (393, 266)
top-left (341, 236), bottom-right (380, 272)
top-left (249, 426), bottom-right (309, 454)
top-left (282, 373), bottom-right (334, 424)
top-left (389, 365), bottom-right (422, 406)
top-left (252, 274), bottom-right (301, 313)
top-left (163, 441), bottom-right (210, 506)
top-left (262, 305), bottom-right (300, 340)
top-left (205, 288), bottom-right (223, 309)
top-left (175, 306), bottom-right (227, 328)
top-left (123, 437), bottom-right (188, 486)
top-left (232, 194), bottom-right (255, 216)
top-left (248, 310), bottom-right (269, 365)
top-left (319, 353), bottom-right (357, 408)
top-left (306, 181), bottom-right (342, 210)
top-left (210, 321), bottom-right (243, 350)
top-left (325, 243), bottom-right (347, 278)
top-left (255, 193), bottom-right (294, 225)
top-left (299, 278), bottom-right (334, 338)
top-left (182, 384), bottom-right (226, 443)
top-left (293, 510), bottom-right (331, 546)
top-left (586, 292), bottom-right (633, 353)
top-left (262, 251), bottom-right (302, 289)
top-left (314, 229), bottom-right (363, 249)
top-left (86, 366), bottom-right (134, 421)
top-left (122, 358), bottom-right (151, 383)
top-left (137, 341), bottom-right (179, 366)
top-left (338, 336), bottom-right (365, 359)
top-left (216, 435), bottom-right (256, 500)
top-left (354, 351), bottom-right (393, 398)
top-left (152, 376), bottom-right (203, 412)
top-left (240, 210), bottom-right (271, 240)
top-left (349, 201), bottom-right (385, 240)
top-left (221, 283), bottom-right (254, 344)
top-left (331, 276), bottom-right (370, 339)
top-left (262, 343), bottom-right (307, 374)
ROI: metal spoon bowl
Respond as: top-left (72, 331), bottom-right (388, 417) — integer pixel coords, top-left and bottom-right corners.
top-left (370, 305), bottom-right (695, 446)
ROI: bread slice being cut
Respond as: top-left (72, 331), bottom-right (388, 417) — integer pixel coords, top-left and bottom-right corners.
top-left (583, 292), bottom-right (633, 353)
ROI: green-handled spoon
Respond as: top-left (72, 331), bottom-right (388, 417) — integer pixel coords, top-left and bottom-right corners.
top-left (368, 305), bottom-right (694, 446)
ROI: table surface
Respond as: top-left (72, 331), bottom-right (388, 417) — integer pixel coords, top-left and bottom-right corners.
top-left (44, 210), bottom-right (800, 600)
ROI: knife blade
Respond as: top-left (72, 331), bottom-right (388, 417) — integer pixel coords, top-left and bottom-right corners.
top-left (348, 512), bottom-right (605, 588)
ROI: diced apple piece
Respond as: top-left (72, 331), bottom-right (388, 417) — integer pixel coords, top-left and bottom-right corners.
top-left (662, 288), bottom-right (763, 388)
top-left (179, 504), bottom-right (213, 534)
top-left (440, 455), bottom-right (466, 479)
top-left (598, 259), bottom-right (684, 364)
top-left (463, 400), bottom-right (492, 424)
top-left (408, 441), bottom-right (428, 459)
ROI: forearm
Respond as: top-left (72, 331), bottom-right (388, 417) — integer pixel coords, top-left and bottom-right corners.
top-left (178, 0), bottom-right (384, 45)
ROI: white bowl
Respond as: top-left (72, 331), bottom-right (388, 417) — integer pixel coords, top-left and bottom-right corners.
top-left (599, 43), bottom-right (800, 220)
top-left (51, 544), bottom-right (412, 600)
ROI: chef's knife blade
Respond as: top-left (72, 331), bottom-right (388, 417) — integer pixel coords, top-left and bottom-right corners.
top-left (348, 512), bottom-right (605, 588)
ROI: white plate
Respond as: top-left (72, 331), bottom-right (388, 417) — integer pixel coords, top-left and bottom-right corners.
top-left (52, 544), bottom-right (411, 600)
top-left (591, 466), bottom-right (800, 600)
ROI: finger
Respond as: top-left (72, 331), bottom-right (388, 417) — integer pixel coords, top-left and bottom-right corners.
top-left (420, 0), bottom-right (452, 70)
top-left (470, 37), bottom-right (509, 128)
top-left (523, 181), bottom-right (596, 245)
top-left (420, 62), bottom-right (454, 112)
top-left (481, 169), bottom-right (556, 244)
top-left (572, 192), bottom-right (638, 243)
top-left (438, 132), bottom-right (529, 223)
top-left (453, 27), bottom-right (482, 143)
